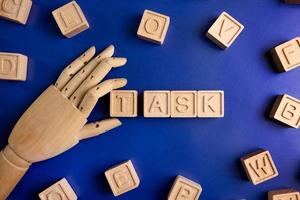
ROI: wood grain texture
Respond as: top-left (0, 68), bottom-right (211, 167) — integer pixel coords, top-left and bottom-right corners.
top-left (137, 9), bottom-right (170, 45)
top-left (241, 149), bottom-right (278, 185)
top-left (206, 12), bottom-right (244, 49)
top-left (39, 178), bottom-right (77, 200)
top-left (0, 146), bottom-right (31, 200)
top-left (52, 1), bottom-right (89, 38)
top-left (168, 175), bottom-right (202, 200)
top-left (268, 188), bottom-right (300, 200)
top-left (269, 94), bottom-right (300, 128)
top-left (271, 37), bottom-right (300, 72)
top-left (105, 160), bottom-right (140, 197)
top-left (9, 85), bottom-right (87, 163)
top-left (0, 52), bottom-right (27, 81)
top-left (0, 0), bottom-right (32, 24)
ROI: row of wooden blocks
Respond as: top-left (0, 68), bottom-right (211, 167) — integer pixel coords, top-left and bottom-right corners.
top-left (1, 0), bottom-right (299, 27)
top-left (0, 0), bottom-right (89, 38)
top-left (110, 90), bottom-right (300, 128)
top-left (38, 149), bottom-right (297, 199)
top-left (1, 33), bottom-right (299, 81)
top-left (110, 90), bottom-right (224, 118)
top-left (1, 0), bottom-right (299, 57)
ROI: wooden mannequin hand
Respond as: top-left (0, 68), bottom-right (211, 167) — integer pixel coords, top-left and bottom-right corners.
top-left (0, 45), bottom-right (127, 199)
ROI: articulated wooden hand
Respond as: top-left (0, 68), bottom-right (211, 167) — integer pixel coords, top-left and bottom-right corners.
top-left (0, 45), bottom-right (127, 199)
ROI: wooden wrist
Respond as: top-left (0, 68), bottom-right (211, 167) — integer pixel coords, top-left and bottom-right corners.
top-left (0, 145), bottom-right (31, 199)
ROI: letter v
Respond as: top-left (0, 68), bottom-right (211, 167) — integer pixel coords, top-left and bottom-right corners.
top-left (219, 19), bottom-right (234, 37)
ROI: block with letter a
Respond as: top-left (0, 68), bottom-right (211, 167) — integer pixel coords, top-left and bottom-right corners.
top-left (144, 91), bottom-right (170, 117)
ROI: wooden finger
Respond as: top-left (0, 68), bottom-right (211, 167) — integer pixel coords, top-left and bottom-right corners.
top-left (55, 46), bottom-right (96, 90)
top-left (70, 57), bottom-right (127, 106)
top-left (79, 78), bottom-right (127, 117)
top-left (78, 118), bottom-right (122, 140)
top-left (61, 45), bottom-right (115, 98)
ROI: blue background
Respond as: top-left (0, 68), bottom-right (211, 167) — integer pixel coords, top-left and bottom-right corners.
top-left (1, 0), bottom-right (300, 199)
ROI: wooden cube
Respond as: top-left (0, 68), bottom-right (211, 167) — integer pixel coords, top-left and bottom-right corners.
top-left (171, 91), bottom-right (197, 118)
top-left (110, 90), bottom-right (138, 117)
top-left (137, 9), bottom-right (170, 45)
top-left (168, 175), bottom-right (202, 200)
top-left (198, 91), bottom-right (224, 118)
top-left (105, 160), bottom-right (140, 197)
top-left (268, 188), bottom-right (300, 200)
top-left (39, 178), bottom-right (77, 200)
top-left (0, 52), bottom-right (27, 81)
top-left (144, 90), bottom-right (170, 117)
top-left (269, 94), bottom-right (300, 128)
top-left (0, 0), bottom-right (32, 24)
top-left (241, 149), bottom-right (278, 185)
top-left (52, 1), bottom-right (89, 38)
top-left (206, 12), bottom-right (244, 49)
top-left (285, 0), bottom-right (300, 4)
top-left (271, 37), bottom-right (300, 72)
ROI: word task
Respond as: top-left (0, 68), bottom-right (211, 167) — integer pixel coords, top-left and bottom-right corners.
top-left (168, 175), bottom-right (202, 200)
top-left (268, 188), bottom-right (300, 200)
top-left (110, 90), bottom-right (138, 117)
top-left (39, 178), bottom-right (77, 200)
top-left (105, 160), bottom-right (140, 197)
top-left (137, 9), bottom-right (170, 45)
top-left (241, 149), bottom-right (278, 185)
top-left (0, 52), bottom-right (27, 81)
top-left (269, 94), bottom-right (300, 128)
top-left (111, 90), bottom-right (224, 118)
top-left (0, 0), bottom-right (32, 24)
top-left (206, 12), bottom-right (244, 49)
top-left (271, 37), bottom-right (300, 72)
top-left (52, 1), bottom-right (89, 38)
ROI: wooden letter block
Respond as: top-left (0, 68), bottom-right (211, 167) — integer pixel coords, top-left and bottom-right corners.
top-left (271, 37), bottom-right (300, 72)
top-left (171, 91), bottom-right (197, 118)
top-left (39, 178), bottom-right (77, 200)
top-left (137, 9), bottom-right (170, 45)
top-left (110, 90), bottom-right (138, 117)
top-left (285, 0), bottom-right (300, 4)
top-left (0, 0), bottom-right (32, 24)
top-left (0, 52), bottom-right (27, 81)
top-left (105, 160), bottom-right (140, 197)
top-left (241, 149), bottom-right (278, 185)
top-left (206, 12), bottom-right (244, 49)
top-left (198, 91), bottom-right (224, 118)
top-left (52, 1), bottom-right (89, 38)
top-left (269, 94), bottom-right (300, 128)
top-left (144, 90), bottom-right (170, 117)
top-left (168, 175), bottom-right (202, 200)
top-left (268, 188), bottom-right (300, 200)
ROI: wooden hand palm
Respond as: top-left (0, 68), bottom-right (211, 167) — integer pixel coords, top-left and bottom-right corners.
top-left (0, 45), bottom-right (127, 199)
